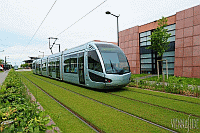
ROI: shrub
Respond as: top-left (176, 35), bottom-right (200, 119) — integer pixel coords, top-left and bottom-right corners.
top-left (0, 69), bottom-right (55, 132)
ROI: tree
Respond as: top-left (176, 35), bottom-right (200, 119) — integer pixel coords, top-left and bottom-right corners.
top-left (20, 63), bottom-right (31, 68)
top-left (0, 59), bottom-right (4, 64)
top-left (147, 16), bottom-right (171, 79)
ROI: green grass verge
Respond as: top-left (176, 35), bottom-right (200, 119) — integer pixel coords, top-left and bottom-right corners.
top-left (20, 72), bottom-right (200, 132)
top-left (20, 75), bottom-right (94, 133)
top-left (19, 72), bottom-right (169, 132)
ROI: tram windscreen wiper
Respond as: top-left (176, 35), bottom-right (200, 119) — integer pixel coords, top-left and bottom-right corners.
top-left (109, 60), bottom-right (125, 74)
top-left (110, 60), bottom-right (114, 72)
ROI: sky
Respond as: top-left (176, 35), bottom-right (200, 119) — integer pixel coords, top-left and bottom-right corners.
top-left (0, 0), bottom-right (199, 67)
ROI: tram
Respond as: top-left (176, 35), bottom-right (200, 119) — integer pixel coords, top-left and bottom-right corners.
top-left (32, 41), bottom-right (131, 89)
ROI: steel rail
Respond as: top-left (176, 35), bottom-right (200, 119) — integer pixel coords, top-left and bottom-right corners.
top-left (108, 92), bottom-right (200, 118)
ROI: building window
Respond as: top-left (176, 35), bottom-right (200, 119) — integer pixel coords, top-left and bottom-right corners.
top-left (140, 31), bottom-right (152, 74)
top-left (139, 24), bottom-right (176, 75)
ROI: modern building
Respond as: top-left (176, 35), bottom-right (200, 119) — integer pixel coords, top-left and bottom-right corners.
top-left (119, 5), bottom-right (200, 78)
top-left (22, 57), bottom-right (40, 68)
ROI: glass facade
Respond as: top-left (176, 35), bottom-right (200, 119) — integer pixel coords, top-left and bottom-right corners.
top-left (139, 24), bottom-right (176, 75)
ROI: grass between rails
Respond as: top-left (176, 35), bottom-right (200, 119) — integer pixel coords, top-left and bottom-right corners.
top-left (20, 74), bottom-right (94, 133)
top-left (111, 87), bottom-right (200, 117)
top-left (18, 72), bottom-right (168, 132)
top-left (21, 72), bottom-right (200, 133)
top-left (18, 72), bottom-right (167, 132)
top-left (126, 87), bottom-right (200, 105)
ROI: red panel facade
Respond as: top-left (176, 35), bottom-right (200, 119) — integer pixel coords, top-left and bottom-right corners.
top-left (119, 26), bottom-right (140, 74)
top-left (175, 5), bottom-right (200, 78)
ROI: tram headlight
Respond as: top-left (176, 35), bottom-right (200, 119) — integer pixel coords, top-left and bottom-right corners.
top-left (105, 78), bottom-right (112, 83)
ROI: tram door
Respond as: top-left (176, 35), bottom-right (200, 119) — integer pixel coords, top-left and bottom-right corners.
top-left (78, 52), bottom-right (85, 84)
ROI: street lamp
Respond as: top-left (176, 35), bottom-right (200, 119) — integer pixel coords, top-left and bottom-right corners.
top-left (105, 11), bottom-right (120, 46)
top-left (39, 51), bottom-right (44, 58)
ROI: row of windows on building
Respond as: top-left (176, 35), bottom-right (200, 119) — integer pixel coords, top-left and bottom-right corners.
top-left (139, 24), bottom-right (176, 75)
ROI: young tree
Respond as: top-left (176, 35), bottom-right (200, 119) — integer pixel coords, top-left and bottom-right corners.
top-left (147, 16), bottom-right (171, 79)
top-left (0, 59), bottom-right (4, 64)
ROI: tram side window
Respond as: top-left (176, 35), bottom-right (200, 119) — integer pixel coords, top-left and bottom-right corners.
top-left (64, 56), bottom-right (77, 73)
top-left (88, 50), bottom-right (103, 72)
top-left (48, 61), bottom-right (52, 72)
top-left (64, 58), bottom-right (70, 73)
top-left (71, 58), bottom-right (77, 73)
top-left (33, 63), bottom-right (35, 69)
top-left (42, 63), bottom-right (46, 71)
top-left (52, 61), bottom-right (56, 72)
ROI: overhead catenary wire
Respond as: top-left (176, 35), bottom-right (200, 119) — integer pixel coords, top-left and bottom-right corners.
top-left (28, 0), bottom-right (58, 45)
top-left (18, 0), bottom-right (107, 66)
top-left (31, 0), bottom-right (108, 56)
top-left (56, 0), bottom-right (108, 37)
top-left (17, 0), bottom-right (58, 61)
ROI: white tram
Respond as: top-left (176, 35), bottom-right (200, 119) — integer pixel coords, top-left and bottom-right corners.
top-left (33, 41), bottom-right (131, 89)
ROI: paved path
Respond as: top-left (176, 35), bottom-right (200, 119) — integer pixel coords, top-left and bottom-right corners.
top-left (16, 69), bottom-right (32, 72)
top-left (134, 74), bottom-right (157, 80)
top-left (0, 70), bottom-right (10, 86)
top-left (0, 69), bottom-right (31, 86)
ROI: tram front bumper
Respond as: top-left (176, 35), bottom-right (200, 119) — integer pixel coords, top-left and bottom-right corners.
top-left (105, 73), bottom-right (131, 88)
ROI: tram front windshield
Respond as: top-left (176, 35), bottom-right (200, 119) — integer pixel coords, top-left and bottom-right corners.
top-left (96, 44), bottom-right (130, 74)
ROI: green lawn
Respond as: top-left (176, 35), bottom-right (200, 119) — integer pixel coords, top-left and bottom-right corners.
top-left (21, 75), bottom-right (94, 133)
top-left (19, 72), bottom-right (168, 132)
top-left (111, 87), bottom-right (200, 117)
top-left (126, 87), bottom-right (200, 105)
top-left (19, 71), bottom-right (200, 132)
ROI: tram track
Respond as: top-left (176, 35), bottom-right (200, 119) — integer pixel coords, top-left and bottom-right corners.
top-left (107, 92), bottom-right (200, 118)
top-left (28, 73), bottom-right (200, 119)
top-left (22, 73), bottom-right (179, 133)
top-left (125, 87), bottom-right (200, 105)
top-left (21, 74), bottom-right (103, 133)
